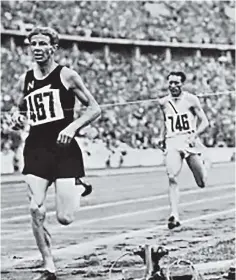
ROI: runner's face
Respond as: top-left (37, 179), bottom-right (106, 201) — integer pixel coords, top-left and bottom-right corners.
top-left (168, 75), bottom-right (182, 97)
top-left (30, 34), bottom-right (54, 64)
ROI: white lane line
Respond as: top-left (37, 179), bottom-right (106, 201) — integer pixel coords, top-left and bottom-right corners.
top-left (2, 208), bottom-right (234, 270)
top-left (0, 166), bottom-right (167, 188)
top-left (1, 162), bottom-right (233, 188)
top-left (37, 209), bottom-right (236, 255)
top-left (1, 183), bottom-right (234, 223)
top-left (1, 180), bottom-right (157, 212)
top-left (1, 161), bottom-right (234, 210)
top-left (3, 258), bottom-right (235, 274)
top-left (195, 259), bottom-right (234, 273)
top-left (122, 258), bottom-right (235, 277)
top-left (3, 193), bottom-right (234, 240)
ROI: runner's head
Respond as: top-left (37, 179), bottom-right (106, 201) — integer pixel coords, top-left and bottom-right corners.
top-left (28, 27), bottom-right (59, 64)
top-left (167, 72), bottom-right (186, 97)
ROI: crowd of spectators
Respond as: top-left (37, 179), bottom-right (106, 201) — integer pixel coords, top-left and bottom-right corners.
top-left (1, 0), bottom-right (235, 163)
top-left (1, 41), bottom-right (235, 154)
top-left (1, 1), bottom-right (235, 44)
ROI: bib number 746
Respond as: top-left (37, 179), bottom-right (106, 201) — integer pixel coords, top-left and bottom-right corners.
top-left (168, 114), bottom-right (190, 132)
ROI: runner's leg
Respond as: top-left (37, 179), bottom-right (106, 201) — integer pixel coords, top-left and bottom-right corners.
top-left (164, 149), bottom-right (183, 222)
top-left (186, 154), bottom-right (207, 188)
top-left (55, 178), bottom-right (85, 225)
top-left (25, 174), bottom-right (55, 273)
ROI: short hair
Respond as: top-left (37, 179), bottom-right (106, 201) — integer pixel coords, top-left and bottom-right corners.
top-left (167, 71), bottom-right (186, 83)
top-left (28, 27), bottom-right (59, 45)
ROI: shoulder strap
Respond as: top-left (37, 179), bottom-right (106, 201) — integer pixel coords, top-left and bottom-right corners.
top-left (168, 100), bottom-right (178, 114)
top-left (23, 70), bottom-right (34, 95)
top-left (52, 65), bottom-right (63, 76)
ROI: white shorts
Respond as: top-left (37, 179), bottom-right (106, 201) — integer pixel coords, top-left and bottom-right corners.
top-left (165, 134), bottom-right (203, 158)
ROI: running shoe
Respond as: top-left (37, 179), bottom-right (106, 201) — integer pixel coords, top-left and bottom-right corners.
top-left (223, 261), bottom-right (236, 279)
top-left (76, 178), bottom-right (92, 197)
top-left (168, 216), bottom-right (181, 230)
top-left (33, 270), bottom-right (56, 280)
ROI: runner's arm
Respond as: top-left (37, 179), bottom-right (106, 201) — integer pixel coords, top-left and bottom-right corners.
top-left (63, 69), bottom-right (101, 132)
top-left (192, 96), bottom-right (209, 137)
top-left (157, 101), bottom-right (167, 150)
top-left (9, 73), bottom-right (27, 130)
top-left (12, 73), bottom-right (26, 114)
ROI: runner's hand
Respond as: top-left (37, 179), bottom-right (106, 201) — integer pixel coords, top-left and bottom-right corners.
top-left (57, 125), bottom-right (77, 146)
top-left (157, 139), bottom-right (166, 151)
top-left (187, 133), bottom-right (197, 147)
top-left (10, 112), bottom-right (26, 131)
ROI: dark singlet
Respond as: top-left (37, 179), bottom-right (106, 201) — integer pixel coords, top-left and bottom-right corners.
top-left (23, 65), bottom-right (75, 145)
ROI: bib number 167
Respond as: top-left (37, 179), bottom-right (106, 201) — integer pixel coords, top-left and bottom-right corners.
top-left (25, 89), bottom-right (64, 126)
top-left (27, 91), bottom-right (55, 122)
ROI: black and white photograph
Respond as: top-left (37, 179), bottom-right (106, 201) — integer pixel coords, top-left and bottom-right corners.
top-left (1, 1), bottom-right (235, 280)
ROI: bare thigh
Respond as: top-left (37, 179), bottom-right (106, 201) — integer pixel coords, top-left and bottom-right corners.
top-left (25, 174), bottom-right (50, 206)
top-left (165, 149), bottom-right (184, 179)
top-left (55, 178), bottom-right (84, 225)
top-left (186, 154), bottom-right (206, 188)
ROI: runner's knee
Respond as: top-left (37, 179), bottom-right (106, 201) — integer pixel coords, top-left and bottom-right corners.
top-left (168, 174), bottom-right (178, 186)
top-left (29, 198), bottom-right (46, 225)
top-left (57, 212), bottom-right (74, 226)
top-left (196, 176), bottom-right (206, 188)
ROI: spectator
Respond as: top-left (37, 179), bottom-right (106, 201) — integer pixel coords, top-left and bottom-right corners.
top-left (1, 43), bottom-right (235, 150)
top-left (1, 1), bottom-right (235, 157)
top-left (1, 1), bottom-right (235, 44)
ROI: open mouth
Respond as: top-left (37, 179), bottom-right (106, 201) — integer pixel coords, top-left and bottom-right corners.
top-left (34, 53), bottom-right (43, 59)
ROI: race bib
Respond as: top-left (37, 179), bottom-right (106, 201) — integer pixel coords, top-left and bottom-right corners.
top-left (166, 113), bottom-right (191, 134)
top-left (24, 86), bottom-right (64, 126)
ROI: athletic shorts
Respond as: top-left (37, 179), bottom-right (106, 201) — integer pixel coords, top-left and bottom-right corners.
top-left (22, 139), bottom-right (85, 182)
top-left (165, 134), bottom-right (203, 158)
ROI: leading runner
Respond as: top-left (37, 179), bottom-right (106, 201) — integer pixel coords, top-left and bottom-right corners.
top-left (11, 27), bottom-right (101, 280)
top-left (158, 71), bottom-right (209, 230)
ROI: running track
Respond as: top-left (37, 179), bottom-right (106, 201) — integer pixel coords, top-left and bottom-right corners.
top-left (1, 162), bottom-right (235, 280)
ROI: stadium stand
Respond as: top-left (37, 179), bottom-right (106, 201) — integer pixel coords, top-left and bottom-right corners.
top-left (1, 1), bottom-right (235, 43)
top-left (1, 1), bottom-right (235, 158)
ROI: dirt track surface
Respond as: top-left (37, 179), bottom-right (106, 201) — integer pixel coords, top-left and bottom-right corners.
top-left (1, 162), bottom-right (235, 280)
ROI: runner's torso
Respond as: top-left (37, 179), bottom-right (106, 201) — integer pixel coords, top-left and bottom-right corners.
top-left (23, 65), bottom-right (75, 145)
top-left (160, 92), bottom-right (197, 138)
